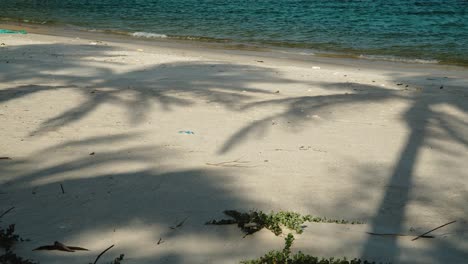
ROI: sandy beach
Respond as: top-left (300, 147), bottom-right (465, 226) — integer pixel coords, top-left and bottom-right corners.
top-left (1, 25), bottom-right (467, 263)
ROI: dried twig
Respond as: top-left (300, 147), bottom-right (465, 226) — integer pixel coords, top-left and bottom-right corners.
top-left (92, 244), bottom-right (114, 264)
top-left (206, 158), bottom-right (254, 168)
top-left (207, 158), bottom-right (246, 165)
top-left (60, 184), bottom-right (65, 194)
top-left (157, 238), bottom-right (164, 245)
top-left (0, 207), bottom-right (15, 218)
top-left (412, 220), bottom-right (457, 241)
top-left (170, 217), bottom-right (189, 229)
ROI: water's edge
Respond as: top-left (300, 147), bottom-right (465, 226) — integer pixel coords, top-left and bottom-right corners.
top-left (1, 20), bottom-right (466, 70)
top-left (1, 0), bottom-right (467, 67)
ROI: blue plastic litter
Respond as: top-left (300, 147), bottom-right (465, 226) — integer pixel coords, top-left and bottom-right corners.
top-left (178, 130), bottom-right (195, 135)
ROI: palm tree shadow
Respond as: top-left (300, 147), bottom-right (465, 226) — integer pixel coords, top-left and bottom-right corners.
top-left (216, 76), bottom-right (467, 262)
top-left (359, 80), bottom-right (468, 262)
top-left (0, 133), bottom-right (269, 263)
top-left (2, 41), bottom-right (468, 262)
top-left (218, 83), bottom-right (403, 154)
top-left (0, 43), bottom-right (295, 136)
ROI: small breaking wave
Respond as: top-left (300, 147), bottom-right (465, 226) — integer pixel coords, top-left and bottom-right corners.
top-left (359, 54), bottom-right (439, 64)
top-left (131, 31), bottom-right (168, 39)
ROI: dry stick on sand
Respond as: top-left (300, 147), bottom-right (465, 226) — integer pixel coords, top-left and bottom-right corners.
top-left (170, 217), bottom-right (189, 230)
top-left (157, 238), bottom-right (164, 245)
top-left (412, 220), bottom-right (457, 241)
top-left (92, 244), bottom-right (115, 264)
top-left (206, 158), bottom-right (254, 168)
top-left (0, 157), bottom-right (12, 160)
top-left (0, 207), bottom-right (15, 218)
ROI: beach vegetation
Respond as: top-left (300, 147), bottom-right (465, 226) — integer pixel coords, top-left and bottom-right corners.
top-left (206, 210), bottom-right (364, 236)
top-left (241, 233), bottom-right (380, 264)
top-left (0, 224), bottom-right (37, 264)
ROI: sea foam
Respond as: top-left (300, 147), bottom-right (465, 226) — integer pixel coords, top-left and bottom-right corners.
top-left (131, 32), bottom-right (168, 39)
top-left (359, 55), bottom-right (439, 64)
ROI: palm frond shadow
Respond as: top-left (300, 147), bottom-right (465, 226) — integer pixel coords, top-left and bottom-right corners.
top-left (0, 43), bottom-right (294, 136)
top-left (1, 42), bottom-right (467, 263)
top-left (0, 133), bottom-right (268, 263)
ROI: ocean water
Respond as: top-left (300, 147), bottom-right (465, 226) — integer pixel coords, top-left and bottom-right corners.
top-left (1, 0), bottom-right (467, 65)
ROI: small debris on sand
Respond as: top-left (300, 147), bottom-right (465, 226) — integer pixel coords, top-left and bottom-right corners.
top-left (157, 238), bottom-right (164, 245)
top-left (170, 217), bottom-right (189, 230)
top-left (33, 241), bottom-right (89, 252)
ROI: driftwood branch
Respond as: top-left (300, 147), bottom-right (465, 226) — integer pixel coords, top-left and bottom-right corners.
top-left (412, 220), bottom-right (457, 241)
top-left (33, 241), bottom-right (88, 252)
top-left (93, 244), bottom-right (114, 264)
top-left (0, 207), bottom-right (15, 218)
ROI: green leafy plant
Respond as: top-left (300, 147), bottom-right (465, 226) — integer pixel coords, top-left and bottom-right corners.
top-left (309, 217), bottom-right (364, 225)
top-left (0, 224), bottom-right (37, 264)
top-left (241, 233), bottom-right (295, 264)
top-left (206, 210), bottom-right (363, 236)
top-left (0, 224), bottom-right (20, 251)
top-left (111, 254), bottom-right (125, 264)
top-left (207, 211), bottom-right (375, 264)
top-left (241, 233), bottom-right (379, 264)
top-left (264, 212), bottom-right (313, 235)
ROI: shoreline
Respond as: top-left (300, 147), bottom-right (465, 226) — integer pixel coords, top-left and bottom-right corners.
top-left (1, 20), bottom-right (467, 69)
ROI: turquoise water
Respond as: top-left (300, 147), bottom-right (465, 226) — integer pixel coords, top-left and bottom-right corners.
top-left (1, 0), bottom-right (468, 65)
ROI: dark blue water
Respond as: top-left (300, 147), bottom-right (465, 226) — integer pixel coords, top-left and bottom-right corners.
top-left (1, 0), bottom-right (468, 65)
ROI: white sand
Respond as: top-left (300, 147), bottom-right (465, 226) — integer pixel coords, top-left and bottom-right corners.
top-left (0, 27), bottom-right (467, 263)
